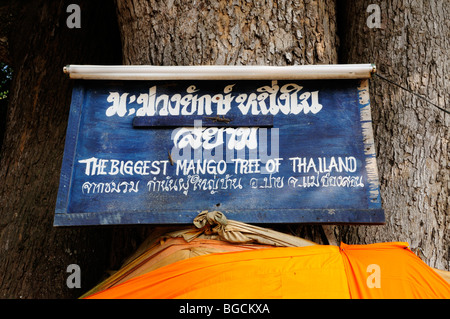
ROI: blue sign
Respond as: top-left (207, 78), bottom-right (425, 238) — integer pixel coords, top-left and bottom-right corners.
top-left (54, 78), bottom-right (384, 226)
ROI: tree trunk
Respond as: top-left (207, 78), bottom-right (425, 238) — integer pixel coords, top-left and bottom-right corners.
top-left (337, 0), bottom-right (449, 270)
top-left (115, 0), bottom-right (338, 66)
top-left (0, 0), bottom-right (122, 298)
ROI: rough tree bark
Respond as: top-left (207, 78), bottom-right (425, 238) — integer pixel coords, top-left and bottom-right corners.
top-left (0, 0), bottom-right (122, 298)
top-left (116, 0), bottom-right (338, 66)
top-left (337, 0), bottom-right (449, 270)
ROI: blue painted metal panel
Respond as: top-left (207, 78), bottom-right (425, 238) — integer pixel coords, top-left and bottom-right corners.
top-left (54, 79), bottom-right (384, 226)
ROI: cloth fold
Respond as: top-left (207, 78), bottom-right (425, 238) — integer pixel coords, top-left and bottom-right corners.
top-left (166, 210), bottom-right (316, 247)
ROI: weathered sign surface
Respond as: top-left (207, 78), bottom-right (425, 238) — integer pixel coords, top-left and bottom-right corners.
top-left (54, 78), bottom-right (384, 226)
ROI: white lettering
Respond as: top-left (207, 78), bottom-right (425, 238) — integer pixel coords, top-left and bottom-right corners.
top-left (78, 158), bottom-right (168, 176)
top-left (172, 127), bottom-right (258, 151)
top-left (290, 156), bottom-right (358, 174)
top-left (179, 303), bottom-right (214, 316)
top-left (105, 82), bottom-right (323, 117)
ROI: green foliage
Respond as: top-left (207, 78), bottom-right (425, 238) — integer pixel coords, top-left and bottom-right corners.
top-left (0, 63), bottom-right (12, 100)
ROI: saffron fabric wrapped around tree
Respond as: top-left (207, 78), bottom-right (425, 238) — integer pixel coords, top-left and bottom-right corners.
top-left (340, 242), bottom-right (450, 298)
top-left (85, 241), bottom-right (450, 299)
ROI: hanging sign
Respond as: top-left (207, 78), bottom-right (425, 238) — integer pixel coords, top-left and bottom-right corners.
top-left (54, 65), bottom-right (384, 226)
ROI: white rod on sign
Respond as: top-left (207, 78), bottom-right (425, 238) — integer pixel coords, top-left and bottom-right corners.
top-left (63, 64), bottom-right (376, 80)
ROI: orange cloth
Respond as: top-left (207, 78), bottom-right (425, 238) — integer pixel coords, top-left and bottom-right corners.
top-left (340, 242), bottom-right (450, 299)
top-left (85, 242), bottom-right (450, 299)
top-left (81, 237), bottom-right (276, 297)
top-left (86, 245), bottom-right (350, 299)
